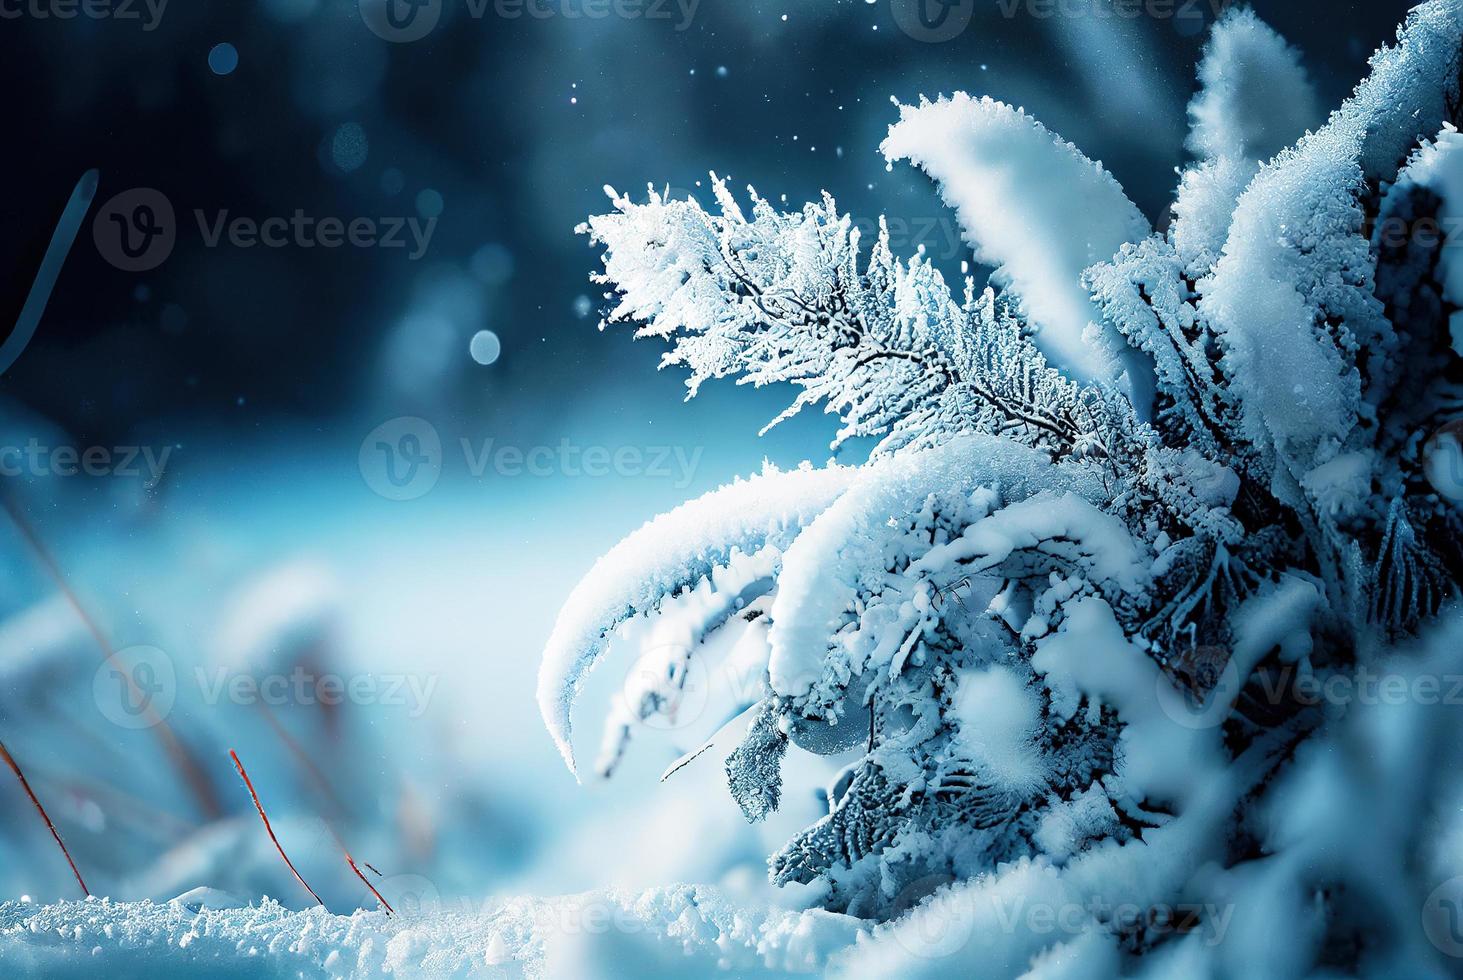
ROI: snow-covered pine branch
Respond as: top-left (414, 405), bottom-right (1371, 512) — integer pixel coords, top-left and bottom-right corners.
top-left (578, 178), bottom-right (1111, 459)
top-left (879, 93), bottom-right (1151, 405)
top-left (1087, 0), bottom-right (1463, 640)
top-left (1186, 6), bottom-right (1319, 163)
top-left (536, 461), bottom-right (854, 777)
top-left (542, 2), bottom-right (1463, 971)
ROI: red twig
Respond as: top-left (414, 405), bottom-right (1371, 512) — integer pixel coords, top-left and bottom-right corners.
top-left (0, 740), bottom-right (88, 897)
top-left (304, 791), bottom-right (394, 915)
top-left (256, 705), bottom-right (392, 915)
top-left (345, 852), bottom-right (394, 915)
top-left (229, 749), bottom-right (324, 909)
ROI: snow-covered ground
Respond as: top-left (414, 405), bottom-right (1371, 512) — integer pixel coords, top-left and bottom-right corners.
top-left (0, 887), bottom-right (863, 979)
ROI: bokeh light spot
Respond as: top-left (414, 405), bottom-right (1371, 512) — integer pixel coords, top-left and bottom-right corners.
top-left (416, 189), bottom-right (445, 220)
top-left (331, 122), bottom-right (369, 174)
top-left (470, 330), bottom-right (502, 366)
top-left (208, 43), bottom-right (239, 76)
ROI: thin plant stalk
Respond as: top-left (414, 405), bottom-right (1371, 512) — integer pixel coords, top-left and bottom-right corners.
top-left (0, 740), bottom-right (88, 898)
top-left (229, 749), bottom-right (324, 909)
top-left (256, 704), bottom-right (393, 915)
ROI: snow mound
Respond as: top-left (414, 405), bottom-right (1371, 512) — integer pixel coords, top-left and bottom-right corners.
top-left (0, 886), bottom-right (864, 979)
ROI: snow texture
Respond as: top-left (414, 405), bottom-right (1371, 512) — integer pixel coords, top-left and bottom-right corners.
top-left (767, 435), bottom-right (1074, 702)
top-left (0, 886), bottom-right (863, 979)
top-left (881, 94), bottom-right (1150, 388)
top-left (1391, 122), bottom-right (1463, 350)
top-left (537, 462), bottom-right (854, 776)
top-left (1186, 6), bottom-right (1319, 162)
